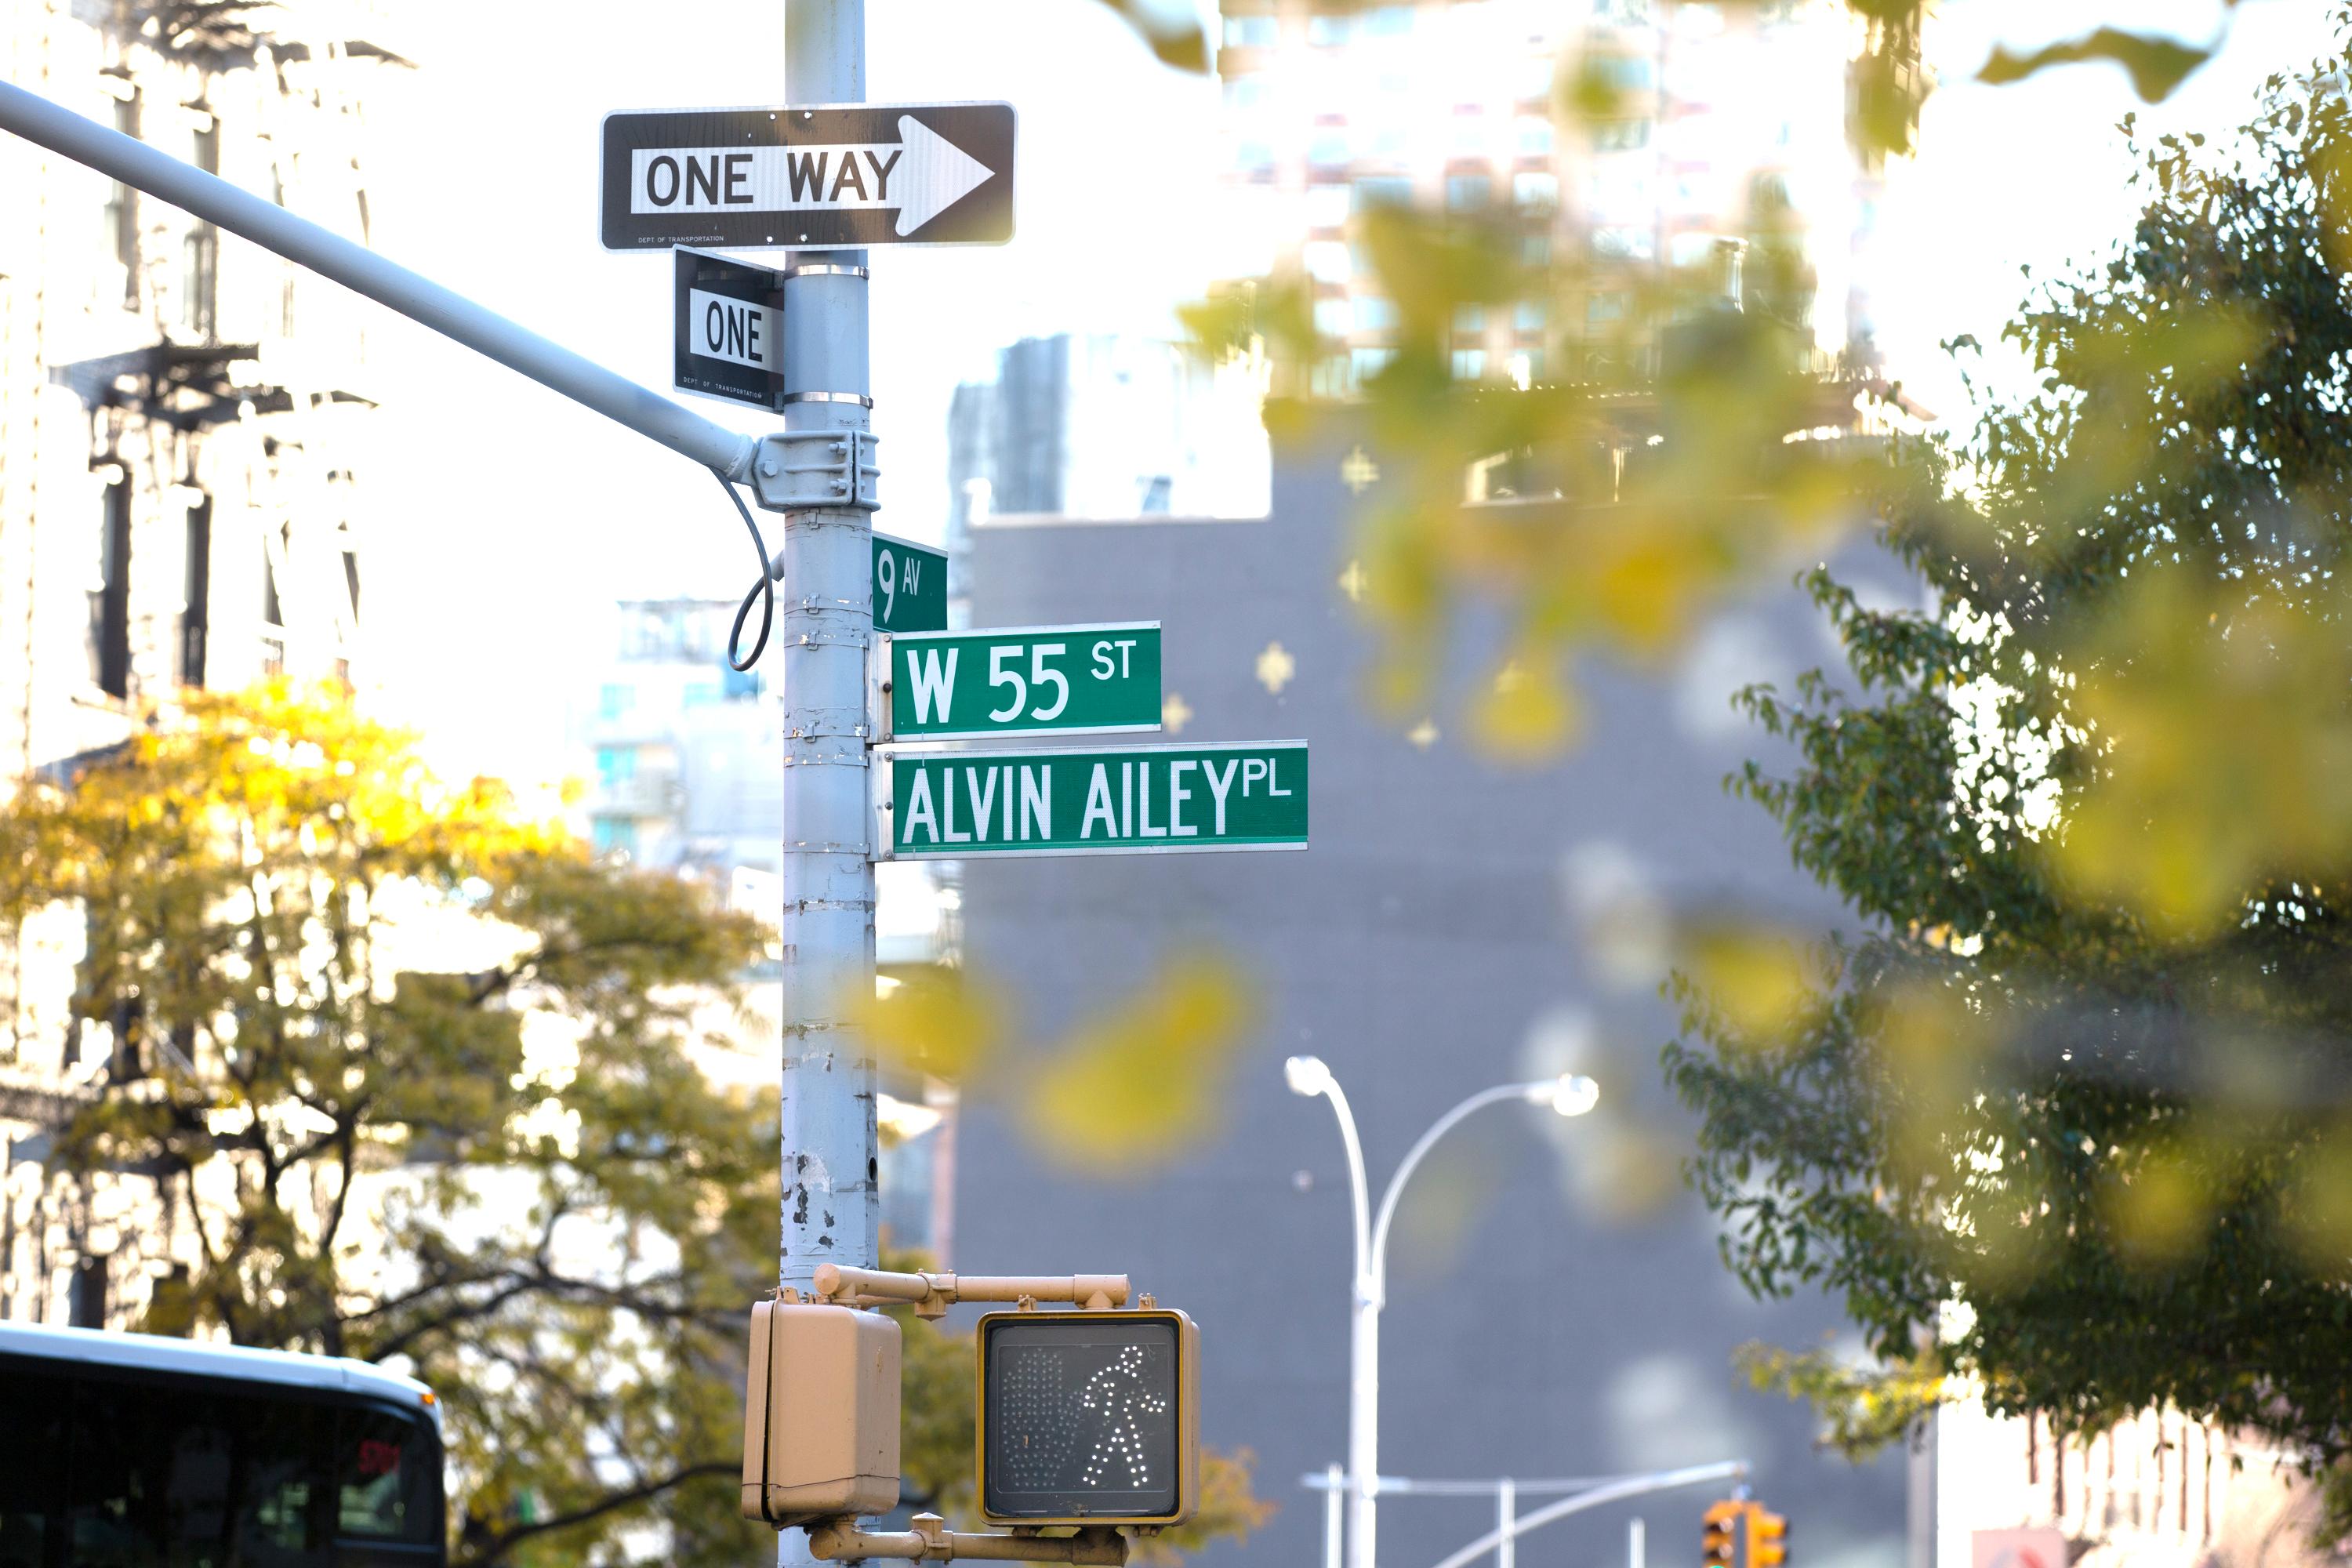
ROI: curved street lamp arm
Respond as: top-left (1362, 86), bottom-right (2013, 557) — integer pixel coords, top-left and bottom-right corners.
top-left (1314, 1079), bottom-right (1374, 1284)
top-left (1369, 1082), bottom-right (1541, 1289)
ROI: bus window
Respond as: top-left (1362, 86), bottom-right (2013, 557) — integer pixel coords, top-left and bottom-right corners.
top-left (66, 1379), bottom-right (332, 1566)
top-left (336, 1408), bottom-right (435, 1544)
top-left (0, 1364), bottom-right (66, 1568)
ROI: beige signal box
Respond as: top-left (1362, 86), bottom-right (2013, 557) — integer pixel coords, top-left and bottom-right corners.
top-left (742, 1301), bottom-right (902, 1525)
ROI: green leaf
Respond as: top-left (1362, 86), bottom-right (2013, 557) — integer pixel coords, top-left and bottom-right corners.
top-left (1977, 27), bottom-right (2216, 103)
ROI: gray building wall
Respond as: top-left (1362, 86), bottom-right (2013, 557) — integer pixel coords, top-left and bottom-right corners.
top-left (949, 431), bottom-right (1911, 1568)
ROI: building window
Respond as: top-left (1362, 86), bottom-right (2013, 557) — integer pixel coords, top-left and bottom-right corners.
top-left (1307, 15), bottom-right (1352, 45)
top-left (183, 118), bottom-right (220, 336)
top-left (1349, 346), bottom-right (1396, 382)
top-left (1363, 5), bottom-right (1414, 36)
top-left (1453, 304), bottom-right (1486, 333)
top-left (1305, 183), bottom-right (1351, 230)
top-left (1352, 176), bottom-right (1412, 213)
top-left (1594, 118), bottom-right (1653, 151)
top-left (1515, 300), bottom-right (1551, 332)
top-left (1307, 128), bottom-right (1352, 168)
top-left (1450, 349), bottom-right (1489, 381)
top-left (180, 492), bottom-right (211, 688)
top-left (104, 90), bottom-right (140, 307)
top-left (1445, 173), bottom-right (1492, 212)
top-left (597, 681), bottom-right (634, 720)
top-left (1221, 14), bottom-right (1278, 49)
top-left (1355, 296), bottom-right (1399, 332)
top-left (1516, 116), bottom-right (1555, 157)
top-left (70, 1254), bottom-right (109, 1329)
top-left (1523, 234), bottom-right (1555, 267)
top-left (1314, 297), bottom-right (1352, 337)
top-left (1513, 172), bottom-right (1560, 213)
top-left (591, 818), bottom-right (639, 858)
top-left (595, 746), bottom-right (637, 789)
top-left (91, 477), bottom-right (131, 699)
top-left (681, 681), bottom-right (720, 710)
top-left (1588, 291), bottom-right (1631, 324)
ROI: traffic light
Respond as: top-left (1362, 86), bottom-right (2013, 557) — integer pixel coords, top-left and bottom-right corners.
top-left (1703, 1500), bottom-right (1742, 1567)
top-left (976, 1307), bottom-right (1199, 1527)
top-left (740, 1301), bottom-right (901, 1525)
top-left (1746, 1503), bottom-right (1789, 1568)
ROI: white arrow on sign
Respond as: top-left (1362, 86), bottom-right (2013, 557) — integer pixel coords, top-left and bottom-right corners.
top-left (629, 116), bottom-right (994, 238)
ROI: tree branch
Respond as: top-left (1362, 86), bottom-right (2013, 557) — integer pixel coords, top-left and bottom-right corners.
top-left (450, 1459), bottom-right (737, 1567)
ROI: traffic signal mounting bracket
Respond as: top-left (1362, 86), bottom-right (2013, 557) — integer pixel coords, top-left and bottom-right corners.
top-left (808, 1514), bottom-right (1128, 1565)
top-left (803, 1261), bottom-right (1132, 1319)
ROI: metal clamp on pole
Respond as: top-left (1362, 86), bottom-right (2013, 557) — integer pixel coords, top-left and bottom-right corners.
top-left (752, 429), bottom-right (880, 512)
top-left (808, 1515), bottom-right (1127, 1565)
top-left (810, 1264), bottom-right (1131, 1319)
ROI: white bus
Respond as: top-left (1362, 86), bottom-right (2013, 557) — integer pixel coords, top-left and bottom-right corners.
top-left (0, 1319), bottom-right (445, 1568)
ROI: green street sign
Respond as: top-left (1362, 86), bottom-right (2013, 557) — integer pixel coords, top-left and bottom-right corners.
top-left (873, 531), bottom-right (946, 633)
top-left (885, 622), bottom-right (1160, 741)
top-left (883, 741), bottom-right (1308, 859)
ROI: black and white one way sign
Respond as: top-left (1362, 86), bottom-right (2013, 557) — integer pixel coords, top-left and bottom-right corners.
top-left (601, 103), bottom-right (1014, 251)
top-left (673, 248), bottom-right (784, 410)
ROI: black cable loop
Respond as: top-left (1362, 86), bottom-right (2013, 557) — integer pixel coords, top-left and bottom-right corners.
top-left (715, 466), bottom-right (775, 671)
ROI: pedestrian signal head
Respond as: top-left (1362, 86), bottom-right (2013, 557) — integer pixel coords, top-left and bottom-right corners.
top-left (1746, 1503), bottom-right (1789, 1567)
top-left (976, 1308), bottom-right (1199, 1527)
top-left (1702, 1499), bottom-right (1741, 1567)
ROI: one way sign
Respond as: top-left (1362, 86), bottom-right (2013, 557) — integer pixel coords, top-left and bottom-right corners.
top-left (600, 103), bottom-right (1014, 251)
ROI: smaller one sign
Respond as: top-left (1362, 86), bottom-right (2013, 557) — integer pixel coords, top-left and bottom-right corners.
top-left (872, 532), bottom-right (946, 634)
top-left (885, 623), bottom-right (1160, 741)
top-left (882, 741), bottom-right (1308, 860)
top-left (674, 247), bottom-right (785, 411)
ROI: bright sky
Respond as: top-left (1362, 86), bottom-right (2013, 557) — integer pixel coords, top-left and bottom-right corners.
top-left (350, 0), bottom-right (2336, 783)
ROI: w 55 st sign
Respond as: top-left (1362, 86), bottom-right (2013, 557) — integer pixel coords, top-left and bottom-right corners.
top-left (881, 624), bottom-right (1160, 741)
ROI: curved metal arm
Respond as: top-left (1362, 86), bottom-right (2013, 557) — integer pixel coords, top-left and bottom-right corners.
top-left (1369, 1083), bottom-right (1546, 1288)
top-left (1312, 1079), bottom-right (1374, 1292)
top-left (0, 80), bottom-right (762, 481)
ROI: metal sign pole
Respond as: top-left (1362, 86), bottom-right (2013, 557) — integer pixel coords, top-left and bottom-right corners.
top-left (777, 0), bottom-right (878, 1563)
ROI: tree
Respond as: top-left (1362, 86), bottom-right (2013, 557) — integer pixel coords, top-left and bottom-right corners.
top-left (1664, 24), bottom-right (2352, 1529)
top-left (10, 683), bottom-right (780, 1566)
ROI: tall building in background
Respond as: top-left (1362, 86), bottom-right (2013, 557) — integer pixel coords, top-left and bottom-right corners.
top-left (946, 334), bottom-right (1270, 535)
top-left (0, 2), bottom-right (413, 1328)
top-left (1214, 0), bottom-right (1882, 391)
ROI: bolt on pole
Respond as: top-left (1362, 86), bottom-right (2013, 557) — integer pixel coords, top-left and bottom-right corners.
top-left (777, 0), bottom-right (880, 1559)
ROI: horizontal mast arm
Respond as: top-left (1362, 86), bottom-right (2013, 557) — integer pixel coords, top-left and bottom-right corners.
top-left (0, 80), bottom-right (760, 481)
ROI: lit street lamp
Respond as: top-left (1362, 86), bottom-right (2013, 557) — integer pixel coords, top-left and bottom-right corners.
top-left (1284, 1056), bottom-right (1599, 1568)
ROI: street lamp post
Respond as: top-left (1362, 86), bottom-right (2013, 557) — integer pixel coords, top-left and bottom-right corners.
top-left (1285, 1056), bottom-right (1600, 1568)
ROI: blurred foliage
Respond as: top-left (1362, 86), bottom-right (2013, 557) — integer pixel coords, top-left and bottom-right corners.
top-left (1733, 1341), bottom-right (1949, 1461)
top-left (1663, 26), bottom-right (2352, 1534)
top-left (852, 950), bottom-right (1258, 1173)
top-left (1102, 3), bottom-right (2243, 164)
top-left (17, 682), bottom-right (782, 1567)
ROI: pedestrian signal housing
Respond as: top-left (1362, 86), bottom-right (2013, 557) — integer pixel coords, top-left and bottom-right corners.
top-left (1703, 1500), bottom-right (1741, 1568)
top-left (742, 1301), bottom-right (901, 1526)
top-left (976, 1307), bottom-right (1198, 1527)
top-left (1747, 1503), bottom-right (1790, 1567)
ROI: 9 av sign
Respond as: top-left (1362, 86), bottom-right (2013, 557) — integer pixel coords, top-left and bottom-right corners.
top-left (884, 623), bottom-right (1160, 741)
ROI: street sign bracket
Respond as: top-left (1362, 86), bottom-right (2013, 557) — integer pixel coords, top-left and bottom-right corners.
top-left (752, 428), bottom-right (879, 511)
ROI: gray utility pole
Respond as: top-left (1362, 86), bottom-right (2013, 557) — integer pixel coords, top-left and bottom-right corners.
top-left (774, 12), bottom-right (880, 1568)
